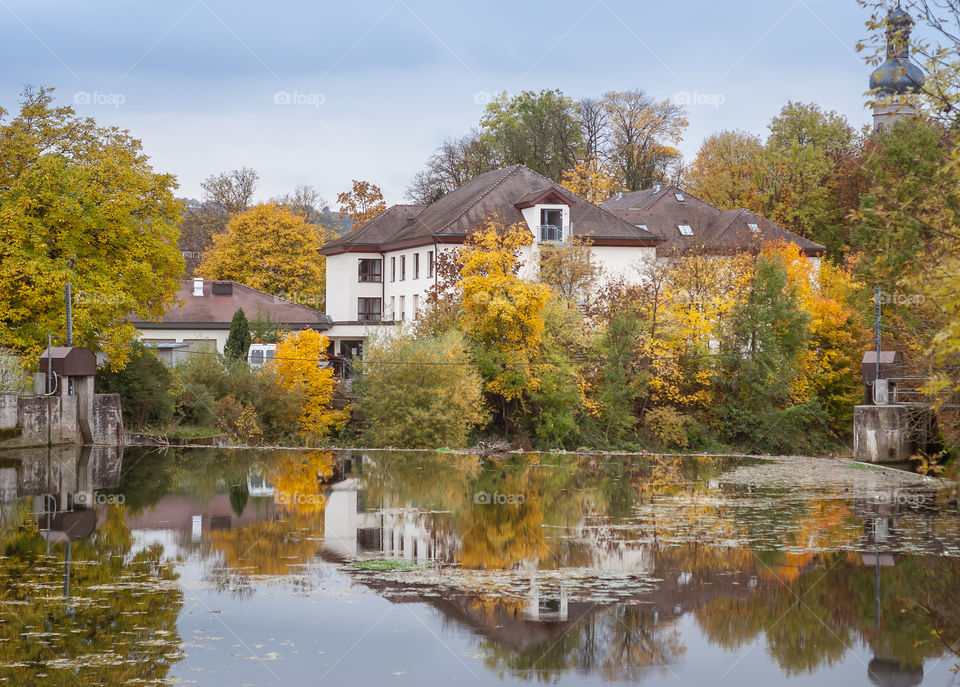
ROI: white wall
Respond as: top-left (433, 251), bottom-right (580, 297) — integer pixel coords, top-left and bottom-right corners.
top-left (325, 252), bottom-right (384, 322)
top-left (137, 327), bottom-right (228, 352)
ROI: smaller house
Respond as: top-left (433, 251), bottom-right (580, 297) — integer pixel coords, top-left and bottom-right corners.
top-left (131, 278), bottom-right (331, 362)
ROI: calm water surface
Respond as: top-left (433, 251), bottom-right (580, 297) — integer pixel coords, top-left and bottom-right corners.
top-left (0, 446), bottom-right (957, 686)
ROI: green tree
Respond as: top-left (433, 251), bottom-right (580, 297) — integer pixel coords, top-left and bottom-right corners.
top-left (355, 331), bottom-right (487, 448)
top-left (224, 308), bottom-right (251, 361)
top-left (0, 87), bottom-right (184, 366)
top-left (96, 341), bottom-right (175, 429)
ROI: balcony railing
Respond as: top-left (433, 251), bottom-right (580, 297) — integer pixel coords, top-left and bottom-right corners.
top-left (539, 224), bottom-right (563, 243)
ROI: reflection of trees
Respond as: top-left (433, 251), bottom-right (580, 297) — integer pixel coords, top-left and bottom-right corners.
top-left (205, 451), bottom-right (336, 581)
top-left (481, 605), bottom-right (685, 682)
top-left (0, 504), bottom-right (183, 684)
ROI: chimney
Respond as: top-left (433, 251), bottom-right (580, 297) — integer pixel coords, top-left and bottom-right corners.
top-left (653, 182), bottom-right (661, 193)
top-left (193, 278), bottom-right (204, 296)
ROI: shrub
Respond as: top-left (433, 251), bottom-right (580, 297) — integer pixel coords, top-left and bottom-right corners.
top-left (224, 308), bottom-right (251, 361)
top-left (96, 341), bottom-right (175, 429)
top-left (644, 407), bottom-right (690, 450)
top-left (355, 331), bottom-right (487, 448)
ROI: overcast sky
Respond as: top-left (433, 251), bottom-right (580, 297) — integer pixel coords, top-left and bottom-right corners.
top-left (2, 0), bottom-right (879, 206)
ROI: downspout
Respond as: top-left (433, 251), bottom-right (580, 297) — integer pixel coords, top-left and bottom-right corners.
top-left (432, 237), bottom-right (438, 291)
top-left (379, 249), bottom-right (385, 324)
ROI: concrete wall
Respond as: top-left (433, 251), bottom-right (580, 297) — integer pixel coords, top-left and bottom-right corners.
top-left (92, 394), bottom-right (124, 445)
top-left (0, 393), bottom-right (17, 430)
top-left (853, 405), bottom-right (926, 463)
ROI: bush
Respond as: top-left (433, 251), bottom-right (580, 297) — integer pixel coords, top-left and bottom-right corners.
top-left (355, 331), bottom-right (487, 448)
top-left (644, 407), bottom-right (690, 450)
top-left (96, 342), bottom-right (175, 429)
top-left (214, 394), bottom-right (263, 445)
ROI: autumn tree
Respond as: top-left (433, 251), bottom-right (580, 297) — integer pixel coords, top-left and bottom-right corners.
top-left (337, 179), bottom-right (387, 226)
top-left (458, 220), bottom-right (550, 410)
top-left (268, 329), bottom-right (348, 442)
top-left (355, 331), bottom-right (488, 448)
top-left (601, 89), bottom-right (688, 190)
top-left (561, 158), bottom-right (621, 204)
top-left (197, 203), bottom-right (330, 305)
top-left (179, 167), bottom-right (259, 275)
top-left (0, 87), bottom-right (184, 366)
top-left (685, 130), bottom-right (765, 210)
top-left (537, 236), bottom-right (601, 303)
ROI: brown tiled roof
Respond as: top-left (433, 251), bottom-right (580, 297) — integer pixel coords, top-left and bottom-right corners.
top-left (131, 280), bottom-right (331, 329)
top-left (601, 185), bottom-right (826, 257)
top-left (323, 204), bottom-right (426, 252)
top-left (321, 165), bottom-right (660, 253)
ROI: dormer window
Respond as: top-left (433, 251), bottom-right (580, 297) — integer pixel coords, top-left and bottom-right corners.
top-left (678, 224), bottom-right (694, 236)
top-left (674, 192), bottom-right (685, 202)
top-left (635, 224), bottom-right (648, 231)
top-left (748, 223), bottom-right (760, 233)
top-left (539, 208), bottom-right (563, 242)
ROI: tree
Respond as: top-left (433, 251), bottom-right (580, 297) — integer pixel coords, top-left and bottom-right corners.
top-left (0, 87), bottom-right (184, 366)
top-left (224, 308), bottom-right (251, 361)
top-left (685, 130), bottom-right (765, 210)
top-left (561, 158), bottom-right (621, 204)
top-left (268, 329), bottom-right (348, 442)
top-left (601, 90), bottom-right (688, 190)
top-left (457, 220), bottom-right (551, 407)
top-left (197, 203), bottom-right (329, 306)
top-left (96, 341), bottom-right (175, 429)
top-left (179, 167), bottom-right (260, 275)
top-left (479, 89), bottom-right (584, 182)
top-left (537, 236), bottom-right (601, 303)
top-left (337, 180), bottom-right (387, 226)
top-left (355, 331), bottom-right (488, 448)
top-left (405, 130), bottom-right (497, 204)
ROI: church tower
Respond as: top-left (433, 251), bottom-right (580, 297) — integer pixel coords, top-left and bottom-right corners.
top-left (869, 6), bottom-right (924, 130)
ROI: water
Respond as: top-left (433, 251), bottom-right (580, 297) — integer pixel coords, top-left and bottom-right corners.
top-left (0, 446), bottom-right (957, 685)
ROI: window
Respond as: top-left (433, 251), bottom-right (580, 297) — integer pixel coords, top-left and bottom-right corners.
top-left (400, 256), bottom-right (406, 281)
top-left (539, 208), bottom-right (563, 242)
top-left (390, 257), bottom-right (396, 282)
top-left (412, 294), bottom-right (419, 318)
top-left (414, 253), bottom-right (420, 279)
top-left (399, 296), bottom-right (405, 321)
top-left (674, 192), bottom-right (685, 202)
top-left (428, 251), bottom-right (434, 278)
top-left (358, 297), bottom-right (381, 323)
top-left (747, 223), bottom-right (760, 233)
top-left (635, 224), bottom-right (648, 231)
top-left (358, 258), bottom-right (382, 283)
top-left (390, 296), bottom-right (395, 320)
top-left (678, 224), bottom-right (694, 236)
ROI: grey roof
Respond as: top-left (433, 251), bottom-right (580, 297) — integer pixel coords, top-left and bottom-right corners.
top-left (322, 165), bottom-right (659, 253)
top-left (324, 204), bottom-right (426, 251)
top-left (601, 184), bottom-right (826, 256)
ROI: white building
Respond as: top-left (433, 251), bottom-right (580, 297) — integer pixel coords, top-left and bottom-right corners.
top-left (320, 164), bottom-right (825, 357)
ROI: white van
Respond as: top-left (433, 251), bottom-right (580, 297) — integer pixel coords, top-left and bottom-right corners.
top-left (247, 343), bottom-right (276, 368)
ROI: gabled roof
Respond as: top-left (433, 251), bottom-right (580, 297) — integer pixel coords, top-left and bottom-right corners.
top-left (321, 165), bottom-right (660, 255)
top-left (131, 280), bottom-right (331, 330)
top-left (601, 185), bottom-right (826, 257)
top-left (323, 204), bottom-right (425, 252)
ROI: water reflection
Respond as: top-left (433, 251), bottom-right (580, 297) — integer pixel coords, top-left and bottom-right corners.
top-left (0, 446), bottom-right (957, 685)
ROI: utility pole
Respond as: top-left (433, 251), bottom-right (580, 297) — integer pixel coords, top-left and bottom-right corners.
top-left (874, 287), bottom-right (882, 401)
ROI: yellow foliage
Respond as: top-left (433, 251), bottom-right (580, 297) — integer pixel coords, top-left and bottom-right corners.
top-left (561, 158), bottom-right (621, 204)
top-left (336, 179), bottom-right (387, 226)
top-left (197, 203), bottom-right (330, 305)
top-left (268, 329), bottom-right (349, 442)
top-left (457, 220), bottom-right (551, 401)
